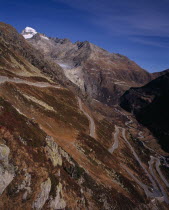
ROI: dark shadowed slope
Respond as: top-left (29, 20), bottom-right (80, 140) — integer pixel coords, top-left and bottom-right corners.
top-left (152, 69), bottom-right (169, 79)
top-left (120, 72), bottom-right (169, 152)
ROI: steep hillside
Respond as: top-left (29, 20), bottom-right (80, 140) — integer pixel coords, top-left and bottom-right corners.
top-left (152, 69), bottom-right (169, 79)
top-left (0, 22), bottom-right (169, 209)
top-left (22, 27), bottom-right (151, 105)
top-left (120, 72), bottom-right (169, 152)
top-left (0, 22), bottom-right (82, 96)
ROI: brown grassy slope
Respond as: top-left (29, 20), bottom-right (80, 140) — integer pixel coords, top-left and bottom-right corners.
top-left (0, 22), bottom-right (166, 209)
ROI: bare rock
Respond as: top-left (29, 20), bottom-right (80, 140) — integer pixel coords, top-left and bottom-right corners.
top-left (32, 178), bottom-right (51, 209)
top-left (49, 182), bottom-right (66, 210)
top-left (45, 136), bottom-right (62, 167)
top-left (0, 144), bottom-right (15, 195)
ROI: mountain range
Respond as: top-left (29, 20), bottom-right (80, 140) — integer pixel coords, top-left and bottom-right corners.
top-left (0, 23), bottom-right (168, 209)
top-left (22, 27), bottom-right (152, 105)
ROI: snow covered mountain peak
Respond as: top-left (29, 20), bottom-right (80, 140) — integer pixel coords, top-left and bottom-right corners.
top-left (21, 26), bottom-right (37, 39)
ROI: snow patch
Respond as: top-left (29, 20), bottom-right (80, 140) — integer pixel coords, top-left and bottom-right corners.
top-left (23, 34), bottom-right (34, 39)
top-left (24, 27), bottom-right (37, 34)
top-left (57, 63), bottom-right (72, 69)
top-left (22, 26), bottom-right (37, 39)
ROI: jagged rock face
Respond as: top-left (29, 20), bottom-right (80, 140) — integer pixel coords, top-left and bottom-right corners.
top-left (24, 27), bottom-right (151, 105)
top-left (0, 22), bottom-right (169, 210)
top-left (120, 72), bottom-right (169, 152)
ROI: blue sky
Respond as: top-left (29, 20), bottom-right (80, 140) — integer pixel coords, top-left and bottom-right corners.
top-left (1, 0), bottom-right (169, 72)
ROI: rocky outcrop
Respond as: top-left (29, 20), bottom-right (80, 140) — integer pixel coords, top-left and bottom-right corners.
top-left (49, 182), bottom-right (66, 210)
top-left (32, 178), bottom-right (51, 209)
top-left (17, 169), bottom-right (32, 200)
top-left (45, 136), bottom-right (62, 167)
top-left (0, 144), bottom-right (15, 195)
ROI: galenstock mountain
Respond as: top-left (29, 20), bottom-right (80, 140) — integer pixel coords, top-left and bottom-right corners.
top-left (0, 23), bottom-right (169, 209)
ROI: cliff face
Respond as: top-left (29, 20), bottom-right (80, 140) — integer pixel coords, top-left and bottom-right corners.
top-left (24, 28), bottom-right (151, 105)
top-left (0, 22), bottom-right (169, 209)
top-left (120, 72), bottom-right (169, 152)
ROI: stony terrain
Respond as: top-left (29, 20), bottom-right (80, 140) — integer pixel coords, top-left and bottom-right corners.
top-left (0, 22), bottom-right (168, 209)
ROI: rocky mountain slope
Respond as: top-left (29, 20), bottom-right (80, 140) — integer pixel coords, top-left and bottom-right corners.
top-left (22, 27), bottom-right (151, 105)
top-left (152, 69), bottom-right (169, 80)
top-left (120, 72), bottom-right (169, 153)
top-left (0, 22), bottom-right (169, 209)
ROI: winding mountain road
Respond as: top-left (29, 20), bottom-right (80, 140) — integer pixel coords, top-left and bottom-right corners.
top-left (122, 128), bottom-right (162, 197)
top-left (77, 97), bottom-right (95, 138)
top-left (122, 165), bottom-right (154, 198)
top-left (0, 76), bottom-right (96, 138)
top-left (156, 158), bottom-right (169, 188)
top-left (149, 156), bottom-right (169, 203)
top-left (108, 125), bottom-right (120, 154)
top-left (116, 108), bottom-right (169, 203)
top-left (0, 76), bottom-right (61, 88)
top-left (1, 75), bottom-right (169, 203)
